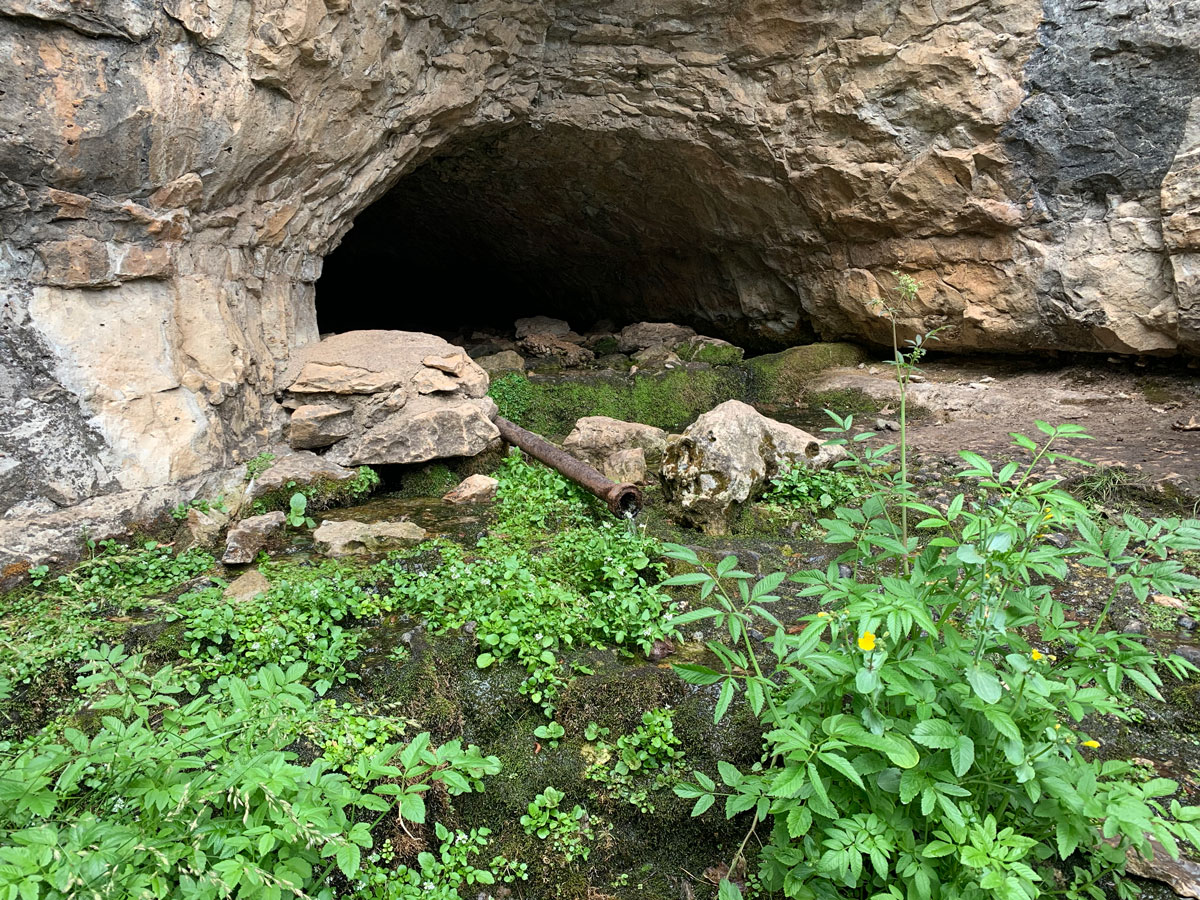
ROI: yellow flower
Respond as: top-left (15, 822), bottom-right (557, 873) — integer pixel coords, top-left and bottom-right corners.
top-left (817, 611), bottom-right (829, 618)
top-left (1031, 649), bottom-right (1043, 661)
top-left (1082, 740), bottom-right (1100, 749)
top-left (1054, 724), bottom-right (1061, 730)
top-left (1043, 511), bottom-right (1054, 521)
top-left (858, 631), bottom-right (877, 652)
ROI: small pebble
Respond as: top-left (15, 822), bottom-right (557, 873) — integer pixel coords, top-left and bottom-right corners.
top-left (838, 563), bottom-right (853, 579)
top-left (1122, 619), bottom-right (1147, 635)
top-left (1179, 615), bottom-right (1198, 632)
top-left (748, 628), bottom-right (766, 642)
top-left (1046, 533), bottom-right (1070, 549)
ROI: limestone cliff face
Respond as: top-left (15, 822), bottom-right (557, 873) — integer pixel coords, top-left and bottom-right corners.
top-left (0, 0), bottom-right (1197, 517)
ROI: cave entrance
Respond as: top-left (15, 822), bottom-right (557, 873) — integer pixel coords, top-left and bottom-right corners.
top-left (314, 124), bottom-right (810, 350)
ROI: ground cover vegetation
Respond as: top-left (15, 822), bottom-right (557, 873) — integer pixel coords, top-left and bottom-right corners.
top-left (0, 455), bottom-right (690, 898)
top-left (665, 286), bottom-right (1200, 899)
top-left (2, 308), bottom-right (1200, 897)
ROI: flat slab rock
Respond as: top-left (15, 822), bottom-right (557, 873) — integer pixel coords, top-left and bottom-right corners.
top-left (313, 518), bottom-right (428, 557)
top-left (246, 450), bottom-right (358, 503)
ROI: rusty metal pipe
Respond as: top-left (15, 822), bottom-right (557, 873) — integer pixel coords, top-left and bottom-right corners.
top-left (491, 415), bottom-right (644, 518)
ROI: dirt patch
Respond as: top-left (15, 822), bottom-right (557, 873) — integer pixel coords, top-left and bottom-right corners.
top-left (807, 356), bottom-right (1200, 501)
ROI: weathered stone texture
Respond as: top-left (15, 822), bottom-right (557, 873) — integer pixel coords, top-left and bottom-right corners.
top-left (0, 0), bottom-right (1198, 525)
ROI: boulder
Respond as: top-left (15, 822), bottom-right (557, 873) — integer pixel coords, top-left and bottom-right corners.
top-left (660, 400), bottom-right (845, 534)
top-left (601, 448), bottom-right (647, 485)
top-left (518, 332), bottom-right (595, 366)
top-left (222, 512), bottom-right (286, 565)
top-left (514, 316), bottom-right (572, 339)
top-left (288, 403), bottom-right (354, 450)
top-left (475, 350), bottom-right (526, 376)
top-left (674, 336), bottom-right (745, 366)
top-left (281, 331), bottom-right (497, 468)
top-left (245, 450), bottom-right (359, 505)
top-left (184, 505), bottom-right (228, 548)
top-left (442, 474), bottom-right (499, 503)
top-left (313, 519), bottom-right (428, 557)
top-left (616, 322), bottom-right (697, 353)
top-left (328, 396), bottom-right (500, 466)
top-left (563, 416), bottom-right (669, 468)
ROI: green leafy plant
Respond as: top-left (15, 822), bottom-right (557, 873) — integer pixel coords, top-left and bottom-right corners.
top-left (0, 541), bottom-right (213, 698)
top-left (380, 455), bottom-right (678, 715)
top-left (533, 721), bottom-right (566, 749)
top-left (763, 465), bottom-right (869, 514)
top-left (487, 372), bottom-right (534, 423)
top-left (520, 787), bottom-right (599, 863)
top-left (245, 450), bottom-right (276, 481)
top-left (347, 465), bottom-right (383, 499)
top-left (0, 644), bottom-right (500, 898)
top-left (172, 559), bottom-right (386, 692)
top-left (307, 701), bottom-right (408, 787)
top-left (586, 708), bottom-right (685, 813)
top-left (171, 495), bottom-right (229, 521)
top-left (667, 416), bottom-right (1200, 900)
top-left (352, 825), bottom-right (527, 899)
top-left (0, 648), bottom-right (378, 898)
top-left (286, 491), bottom-right (316, 529)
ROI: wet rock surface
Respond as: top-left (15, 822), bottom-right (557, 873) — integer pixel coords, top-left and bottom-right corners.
top-left (312, 517), bottom-right (427, 557)
top-left (222, 512), bottom-right (286, 565)
top-left (441, 473), bottom-right (498, 504)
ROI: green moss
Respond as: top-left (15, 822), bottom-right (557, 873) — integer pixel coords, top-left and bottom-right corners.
top-left (744, 342), bottom-right (869, 405)
top-left (368, 630), bottom-right (473, 740)
top-left (590, 336), bottom-right (620, 356)
top-left (804, 387), bottom-right (884, 418)
top-left (674, 341), bottom-right (745, 366)
top-left (394, 463), bottom-right (461, 499)
top-left (505, 367), bottom-right (748, 437)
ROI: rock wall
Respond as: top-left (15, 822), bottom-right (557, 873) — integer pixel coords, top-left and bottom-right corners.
top-left (0, 0), bottom-right (1198, 522)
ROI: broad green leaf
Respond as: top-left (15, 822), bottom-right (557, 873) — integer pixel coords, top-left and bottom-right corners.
top-left (951, 736), bottom-right (975, 777)
top-left (911, 720), bottom-right (959, 750)
top-left (966, 667), bottom-right (1003, 704)
top-left (673, 663), bottom-right (724, 685)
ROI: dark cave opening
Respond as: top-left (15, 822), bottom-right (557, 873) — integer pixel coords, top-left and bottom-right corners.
top-left (315, 124), bottom-right (813, 351)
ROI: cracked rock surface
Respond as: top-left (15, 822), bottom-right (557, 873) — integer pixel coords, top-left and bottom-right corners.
top-left (1, 0), bottom-right (1199, 523)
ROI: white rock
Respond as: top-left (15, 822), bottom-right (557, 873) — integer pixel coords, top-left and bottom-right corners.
top-left (442, 474), bottom-right (499, 503)
top-left (313, 519), bottom-right (428, 557)
top-left (660, 400), bottom-right (845, 534)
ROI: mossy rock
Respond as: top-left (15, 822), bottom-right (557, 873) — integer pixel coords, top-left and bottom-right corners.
top-left (392, 463), bottom-right (461, 499)
top-left (366, 629), bottom-right (474, 740)
top-left (744, 342), bottom-right (869, 405)
top-left (674, 339), bottom-right (745, 366)
top-left (251, 467), bottom-right (381, 515)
